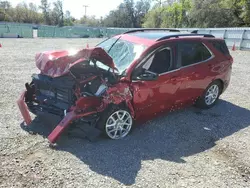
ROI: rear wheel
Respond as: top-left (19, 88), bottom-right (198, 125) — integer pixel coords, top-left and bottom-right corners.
top-left (196, 81), bottom-right (222, 109)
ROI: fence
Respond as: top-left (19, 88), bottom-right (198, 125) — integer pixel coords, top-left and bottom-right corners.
top-left (0, 23), bottom-right (33, 38)
top-left (35, 26), bottom-right (250, 50)
top-left (37, 25), bottom-right (130, 38)
top-left (0, 23), bottom-right (131, 38)
top-left (197, 28), bottom-right (250, 50)
top-left (1, 23), bottom-right (250, 50)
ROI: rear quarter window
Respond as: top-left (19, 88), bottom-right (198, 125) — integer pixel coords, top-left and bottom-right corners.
top-left (210, 40), bottom-right (230, 55)
top-left (178, 41), bottom-right (212, 67)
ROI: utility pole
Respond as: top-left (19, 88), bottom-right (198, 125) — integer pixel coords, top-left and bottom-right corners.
top-left (83, 5), bottom-right (89, 18)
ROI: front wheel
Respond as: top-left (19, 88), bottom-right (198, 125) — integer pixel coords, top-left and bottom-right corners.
top-left (196, 81), bottom-right (222, 109)
top-left (97, 107), bottom-right (133, 140)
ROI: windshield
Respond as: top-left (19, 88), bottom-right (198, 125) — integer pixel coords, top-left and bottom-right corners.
top-left (97, 37), bottom-right (146, 74)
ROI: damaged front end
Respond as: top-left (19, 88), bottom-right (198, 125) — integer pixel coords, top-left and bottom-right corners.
top-left (17, 47), bottom-right (134, 144)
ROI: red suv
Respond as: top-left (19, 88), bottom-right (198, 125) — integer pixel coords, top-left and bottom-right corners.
top-left (17, 29), bottom-right (233, 144)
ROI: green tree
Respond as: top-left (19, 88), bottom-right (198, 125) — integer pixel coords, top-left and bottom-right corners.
top-left (143, 0), bottom-right (191, 28)
top-left (143, 0), bottom-right (250, 28)
top-left (64, 10), bottom-right (74, 26)
top-left (0, 1), bottom-right (11, 21)
top-left (79, 15), bottom-right (100, 26)
top-left (28, 3), bottom-right (43, 24)
top-left (51, 0), bottom-right (64, 26)
top-left (103, 5), bottom-right (132, 27)
top-left (226, 0), bottom-right (250, 26)
top-left (243, 0), bottom-right (250, 26)
top-left (103, 0), bottom-right (151, 28)
top-left (142, 7), bottom-right (164, 27)
top-left (39, 0), bottom-right (50, 25)
top-left (1, 2), bottom-right (42, 23)
top-left (189, 0), bottom-right (237, 27)
top-left (1, 0), bottom-right (250, 28)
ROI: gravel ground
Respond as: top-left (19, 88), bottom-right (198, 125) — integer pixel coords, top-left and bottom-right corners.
top-left (0, 39), bottom-right (250, 188)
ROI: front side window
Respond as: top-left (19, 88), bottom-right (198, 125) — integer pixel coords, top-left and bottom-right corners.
top-left (179, 42), bottom-right (212, 67)
top-left (142, 48), bottom-right (172, 74)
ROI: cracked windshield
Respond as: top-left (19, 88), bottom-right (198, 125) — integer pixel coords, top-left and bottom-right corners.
top-left (98, 37), bottom-right (146, 73)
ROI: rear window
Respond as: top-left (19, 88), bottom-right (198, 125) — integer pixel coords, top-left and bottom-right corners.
top-left (178, 42), bottom-right (212, 67)
top-left (210, 40), bottom-right (230, 55)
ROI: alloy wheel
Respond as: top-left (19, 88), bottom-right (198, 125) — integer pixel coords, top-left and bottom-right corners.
top-left (105, 110), bottom-right (132, 139)
top-left (205, 84), bottom-right (219, 105)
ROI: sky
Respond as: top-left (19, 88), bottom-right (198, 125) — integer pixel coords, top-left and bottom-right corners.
top-left (10, 0), bottom-right (124, 19)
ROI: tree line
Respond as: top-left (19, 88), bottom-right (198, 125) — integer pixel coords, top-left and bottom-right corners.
top-left (0, 0), bottom-right (249, 28)
top-left (0, 0), bottom-right (75, 26)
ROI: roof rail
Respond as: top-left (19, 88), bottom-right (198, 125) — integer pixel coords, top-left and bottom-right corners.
top-left (157, 34), bottom-right (215, 41)
top-left (124, 28), bottom-right (180, 34)
top-left (191, 30), bottom-right (198, 34)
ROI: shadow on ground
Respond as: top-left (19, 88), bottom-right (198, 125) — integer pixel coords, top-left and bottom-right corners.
top-left (21, 100), bottom-right (250, 185)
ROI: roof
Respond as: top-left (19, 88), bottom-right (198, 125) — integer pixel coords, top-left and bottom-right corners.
top-left (124, 29), bottom-right (214, 42)
top-left (128, 32), bottom-right (183, 40)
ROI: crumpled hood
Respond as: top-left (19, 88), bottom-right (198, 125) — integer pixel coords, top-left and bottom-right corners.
top-left (35, 47), bottom-right (116, 78)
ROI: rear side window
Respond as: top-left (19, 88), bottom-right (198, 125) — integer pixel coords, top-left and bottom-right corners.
top-left (178, 42), bottom-right (212, 67)
top-left (210, 40), bottom-right (230, 55)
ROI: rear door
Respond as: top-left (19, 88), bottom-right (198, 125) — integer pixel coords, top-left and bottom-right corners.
top-left (175, 40), bottom-right (214, 105)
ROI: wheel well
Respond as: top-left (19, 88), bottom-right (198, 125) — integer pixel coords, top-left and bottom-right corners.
top-left (105, 102), bottom-right (128, 112)
top-left (214, 79), bottom-right (224, 93)
top-left (118, 101), bottom-right (128, 109)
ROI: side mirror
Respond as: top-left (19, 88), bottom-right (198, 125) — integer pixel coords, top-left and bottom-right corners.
top-left (137, 70), bottom-right (159, 81)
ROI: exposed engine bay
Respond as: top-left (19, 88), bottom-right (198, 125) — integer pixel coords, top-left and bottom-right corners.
top-left (25, 59), bottom-right (119, 117)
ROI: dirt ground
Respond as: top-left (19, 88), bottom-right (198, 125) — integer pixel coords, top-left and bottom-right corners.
top-left (0, 38), bottom-right (250, 188)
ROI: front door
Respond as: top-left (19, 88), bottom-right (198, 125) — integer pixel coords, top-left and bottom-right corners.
top-left (130, 45), bottom-right (182, 121)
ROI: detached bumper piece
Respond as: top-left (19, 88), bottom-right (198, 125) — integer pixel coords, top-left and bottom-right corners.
top-left (17, 91), bottom-right (32, 125)
top-left (17, 91), bottom-right (101, 144)
top-left (17, 91), bottom-right (75, 143)
top-left (47, 111), bottom-right (76, 143)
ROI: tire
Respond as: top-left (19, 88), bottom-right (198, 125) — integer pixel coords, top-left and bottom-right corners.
top-left (196, 80), bottom-right (222, 109)
top-left (96, 105), bottom-right (133, 140)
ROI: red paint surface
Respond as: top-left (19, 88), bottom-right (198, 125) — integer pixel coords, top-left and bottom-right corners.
top-left (103, 83), bottom-right (132, 104)
top-left (17, 91), bottom-right (32, 125)
top-left (48, 110), bottom-right (99, 143)
top-left (48, 111), bottom-right (76, 143)
top-left (101, 82), bottom-right (135, 117)
top-left (127, 38), bottom-right (233, 122)
top-left (75, 97), bottom-right (101, 112)
top-left (131, 72), bottom-right (183, 121)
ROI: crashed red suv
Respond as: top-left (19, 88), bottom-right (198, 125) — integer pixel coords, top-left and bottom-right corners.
top-left (17, 29), bottom-right (233, 144)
